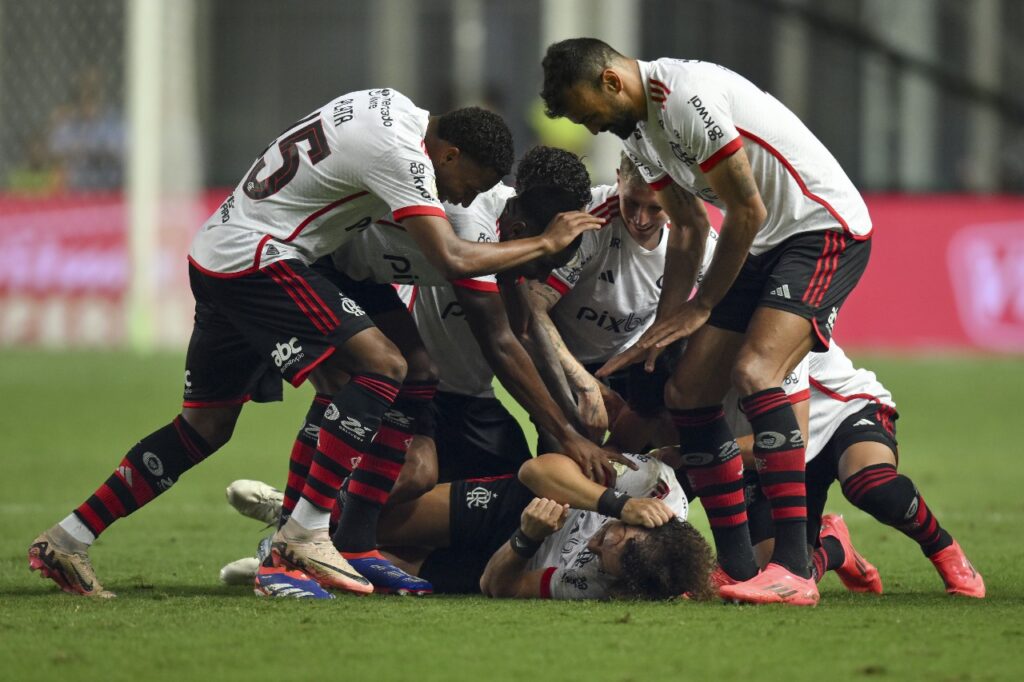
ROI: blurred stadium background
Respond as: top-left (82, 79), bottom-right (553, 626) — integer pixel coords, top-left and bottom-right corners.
top-left (0, 0), bottom-right (1021, 353)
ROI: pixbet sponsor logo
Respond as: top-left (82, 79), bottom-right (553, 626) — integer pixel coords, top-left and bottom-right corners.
top-left (271, 337), bottom-right (304, 369)
top-left (947, 221), bottom-right (1024, 351)
top-left (576, 306), bottom-right (651, 334)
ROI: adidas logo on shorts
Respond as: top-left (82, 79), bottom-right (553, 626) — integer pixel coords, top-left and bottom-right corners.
top-left (853, 418), bottom-right (874, 427)
top-left (770, 284), bottom-right (792, 299)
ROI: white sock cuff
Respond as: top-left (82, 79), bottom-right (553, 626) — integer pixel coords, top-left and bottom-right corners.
top-left (59, 513), bottom-right (97, 545)
top-left (289, 498), bottom-right (330, 531)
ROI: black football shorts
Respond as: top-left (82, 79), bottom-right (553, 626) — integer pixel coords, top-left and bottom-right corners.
top-left (708, 230), bottom-right (871, 351)
top-left (183, 258), bottom-right (375, 407)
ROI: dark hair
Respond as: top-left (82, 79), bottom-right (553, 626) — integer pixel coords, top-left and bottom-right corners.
top-left (516, 185), bottom-right (580, 234)
top-left (437, 106), bottom-right (514, 178)
top-left (515, 145), bottom-right (592, 208)
top-left (541, 38), bottom-right (624, 118)
top-left (512, 185), bottom-right (585, 265)
top-left (615, 519), bottom-right (715, 601)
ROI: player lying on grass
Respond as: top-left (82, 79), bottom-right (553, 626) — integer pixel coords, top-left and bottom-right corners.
top-left (741, 342), bottom-right (984, 598)
top-left (29, 92), bottom-right (600, 598)
top-left (526, 153), bottom-right (718, 452)
top-left (224, 447), bottom-right (714, 600)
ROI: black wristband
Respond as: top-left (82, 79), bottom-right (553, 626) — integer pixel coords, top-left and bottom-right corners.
top-left (509, 528), bottom-right (543, 559)
top-left (597, 488), bottom-right (631, 518)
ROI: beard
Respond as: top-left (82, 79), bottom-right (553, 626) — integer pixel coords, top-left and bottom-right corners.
top-left (605, 112), bottom-right (639, 139)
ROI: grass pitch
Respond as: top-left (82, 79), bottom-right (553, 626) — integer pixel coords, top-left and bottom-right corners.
top-left (2, 350), bottom-right (1023, 681)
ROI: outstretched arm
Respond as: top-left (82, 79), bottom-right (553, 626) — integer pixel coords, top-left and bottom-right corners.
top-left (456, 283), bottom-right (635, 482)
top-left (403, 212), bottom-right (602, 279)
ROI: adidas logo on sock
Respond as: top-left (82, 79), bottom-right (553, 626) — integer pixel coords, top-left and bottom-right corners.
top-left (853, 418), bottom-right (874, 427)
top-left (770, 284), bottom-right (791, 299)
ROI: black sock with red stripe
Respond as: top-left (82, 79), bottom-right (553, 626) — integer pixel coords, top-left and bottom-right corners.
top-left (810, 536), bottom-right (844, 583)
top-left (841, 463), bottom-right (952, 557)
top-left (741, 387), bottom-right (810, 577)
top-left (71, 416), bottom-right (214, 538)
top-left (300, 374), bottom-right (399, 517)
top-left (333, 381), bottom-right (438, 552)
top-left (671, 406), bottom-right (757, 581)
top-left (279, 393), bottom-right (331, 528)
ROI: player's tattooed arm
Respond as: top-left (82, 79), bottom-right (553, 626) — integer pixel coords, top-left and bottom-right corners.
top-left (526, 281), bottom-right (609, 442)
top-left (692, 146), bottom-right (766, 311)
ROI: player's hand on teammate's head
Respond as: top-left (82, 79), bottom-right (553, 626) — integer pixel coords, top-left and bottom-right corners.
top-left (620, 498), bottom-right (674, 529)
top-left (520, 498), bottom-right (570, 541)
top-left (541, 211), bottom-right (605, 253)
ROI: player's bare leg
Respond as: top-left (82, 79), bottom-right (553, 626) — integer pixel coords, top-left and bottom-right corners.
top-left (838, 442), bottom-right (984, 598)
top-left (719, 306), bottom-right (818, 605)
top-left (663, 324), bottom-right (752, 587)
top-left (29, 405), bottom-right (238, 597)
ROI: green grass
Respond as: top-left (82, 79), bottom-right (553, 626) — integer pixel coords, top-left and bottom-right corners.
top-left (2, 351), bottom-right (1024, 681)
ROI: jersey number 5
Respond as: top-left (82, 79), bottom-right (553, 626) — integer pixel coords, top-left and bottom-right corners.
top-left (244, 114), bottom-right (331, 199)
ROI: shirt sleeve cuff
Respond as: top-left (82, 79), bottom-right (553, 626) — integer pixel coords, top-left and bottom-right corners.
top-left (648, 175), bottom-right (673, 191)
top-left (539, 566), bottom-right (557, 599)
top-left (451, 278), bottom-right (499, 293)
top-left (698, 136), bottom-right (743, 173)
top-left (392, 205), bottom-right (447, 221)
top-left (545, 274), bottom-right (571, 296)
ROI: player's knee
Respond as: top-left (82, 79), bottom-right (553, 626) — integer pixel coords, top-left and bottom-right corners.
top-left (402, 345), bottom-right (438, 385)
top-left (179, 407), bottom-right (240, 451)
top-left (392, 456), bottom-right (437, 504)
top-left (358, 345), bottom-right (408, 382)
top-left (731, 354), bottom-right (776, 396)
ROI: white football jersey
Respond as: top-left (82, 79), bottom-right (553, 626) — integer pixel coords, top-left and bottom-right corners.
top-left (410, 284), bottom-right (498, 398)
top-left (190, 89), bottom-right (446, 275)
top-left (806, 342), bottom-right (895, 462)
top-left (334, 185), bottom-right (513, 398)
top-left (624, 59), bottom-right (871, 255)
top-left (331, 184), bottom-right (514, 289)
top-left (530, 452), bottom-right (689, 600)
top-left (545, 184), bottom-right (718, 364)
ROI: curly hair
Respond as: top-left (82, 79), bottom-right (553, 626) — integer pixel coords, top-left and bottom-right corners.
top-left (437, 107), bottom-right (514, 178)
top-left (541, 38), bottom-right (624, 119)
top-left (614, 519), bottom-right (715, 601)
top-left (517, 185), bottom-right (580, 234)
top-left (514, 145), bottom-right (592, 208)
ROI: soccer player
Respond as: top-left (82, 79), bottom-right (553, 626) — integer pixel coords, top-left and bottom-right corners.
top-left (28, 90), bottom-right (601, 598)
top-left (225, 449), bottom-right (713, 600)
top-left (745, 343), bottom-right (984, 598)
top-left (541, 39), bottom-right (874, 605)
top-left (526, 153), bottom-right (718, 451)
